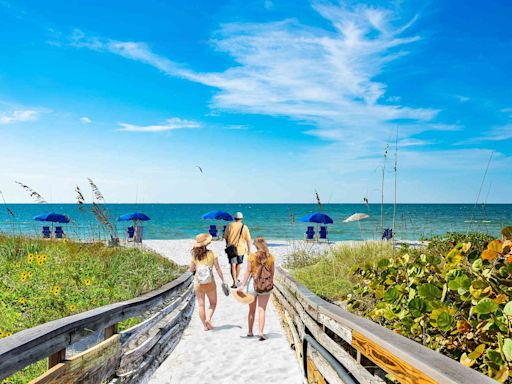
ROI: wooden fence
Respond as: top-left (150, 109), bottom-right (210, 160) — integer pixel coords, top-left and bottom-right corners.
top-left (0, 271), bottom-right (194, 383)
top-left (273, 267), bottom-right (497, 384)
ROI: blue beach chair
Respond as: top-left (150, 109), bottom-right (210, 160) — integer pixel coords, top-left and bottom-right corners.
top-left (127, 226), bottom-right (135, 241)
top-left (304, 226), bottom-right (315, 241)
top-left (209, 225), bottom-right (218, 239)
top-left (55, 226), bottom-right (64, 239)
top-left (382, 228), bottom-right (393, 241)
top-left (42, 226), bottom-right (51, 239)
top-left (319, 226), bottom-right (328, 242)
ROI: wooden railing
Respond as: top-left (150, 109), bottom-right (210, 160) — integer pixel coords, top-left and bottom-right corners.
top-left (0, 271), bottom-right (194, 383)
top-left (273, 267), bottom-right (496, 384)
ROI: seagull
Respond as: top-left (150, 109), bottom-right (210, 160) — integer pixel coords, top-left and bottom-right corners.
top-left (196, 165), bottom-right (203, 174)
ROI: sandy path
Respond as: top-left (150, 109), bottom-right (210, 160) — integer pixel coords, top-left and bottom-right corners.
top-left (144, 239), bottom-right (308, 384)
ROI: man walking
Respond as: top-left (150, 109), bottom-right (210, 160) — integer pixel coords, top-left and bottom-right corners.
top-left (223, 212), bottom-right (251, 288)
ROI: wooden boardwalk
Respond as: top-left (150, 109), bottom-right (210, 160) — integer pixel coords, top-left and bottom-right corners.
top-left (144, 240), bottom-right (304, 384)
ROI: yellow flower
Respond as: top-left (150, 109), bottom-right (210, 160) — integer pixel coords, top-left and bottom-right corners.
top-left (20, 272), bottom-right (27, 282)
top-left (0, 328), bottom-right (3, 337)
top-left (27, 253), bottom-right (34, 264)
top-left (69, 304), bottom-right (77, 312)
top-left (5, 332), bottom-right (12, 337)
top-left (37, 259), bottom-right (44, 266)
top-left (18, 297), bottom-right (26, 304)
top-left (28, 271), bottom-right (33, 278)
top-left (52, 285), bottom-right (61, 296)
top-left (2, 377), bottom-right (10, 383)
top-left (41, 254), bottom-right (48, 261)
top-left (84, 279), bottom-right (92, 286)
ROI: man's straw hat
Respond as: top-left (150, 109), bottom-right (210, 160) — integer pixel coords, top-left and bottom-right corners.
top-left (232, 289), bottom-right (255, 304)
top-left (193, 233), bottom-right (212, 248)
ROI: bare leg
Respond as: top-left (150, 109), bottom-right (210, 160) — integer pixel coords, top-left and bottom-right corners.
top-left (248, 299), bottom-right (257, 336)
top-left (257, 294), bottom-right (270, 339)
top-left (236, 263), bottom-right (242, 284)
top-left (230, 263), bottom-right (237, 287)
top-left (205, 286), bottom-right (217, 329)
top-left (196, 290), bottom-right (208, 331)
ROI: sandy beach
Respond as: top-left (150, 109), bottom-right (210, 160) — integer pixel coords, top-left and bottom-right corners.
top-left (143, 239), bottom-right (323, 384)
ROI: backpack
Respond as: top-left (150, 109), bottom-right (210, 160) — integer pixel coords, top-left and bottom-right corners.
top-left (254, 263), bottom-right (273, 293)
top-left (196, 264), bottom-right (212, 285)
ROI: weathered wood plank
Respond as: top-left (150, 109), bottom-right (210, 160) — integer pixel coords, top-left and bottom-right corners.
top-left (352, 330), bottom-right (436, 384)
top-left (306, 356), bottom-right (327, 384)
top-left (0, 271), bottom-right (192, 380)
top-left (30, 335), bottom-right (121, 384)
top-left (308, 347), bottom-right (342, 384)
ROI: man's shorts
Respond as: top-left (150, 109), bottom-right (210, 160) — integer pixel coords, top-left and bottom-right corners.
top-left (228, 254), bottom-right (244, 265)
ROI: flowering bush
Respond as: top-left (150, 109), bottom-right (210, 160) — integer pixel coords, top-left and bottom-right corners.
top-left (0, 235), bottom-right (184, 383)
top-left (347, 227), bottom-right (512, 382)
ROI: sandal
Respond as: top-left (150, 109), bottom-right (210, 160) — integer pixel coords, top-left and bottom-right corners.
top-left (259, 335), bottom-right (266, 341)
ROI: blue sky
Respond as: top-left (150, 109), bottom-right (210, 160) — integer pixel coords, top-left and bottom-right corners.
top-left (0, 0), bottom-right (511, 203)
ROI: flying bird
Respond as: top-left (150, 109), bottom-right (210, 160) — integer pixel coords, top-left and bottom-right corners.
top-left (196, 165), bottom-right (203, 174)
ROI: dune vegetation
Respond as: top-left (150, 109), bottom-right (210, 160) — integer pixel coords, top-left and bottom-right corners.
top-left (290, 229), bottom-right (512, 382)
top-left (0, 235), bottom-right (185, 384)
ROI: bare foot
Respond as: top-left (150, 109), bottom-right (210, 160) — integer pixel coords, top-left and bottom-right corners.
top-left (205, 320), bottom-right (214, 330)
top-left (203, 326), bottom-right (210, 331)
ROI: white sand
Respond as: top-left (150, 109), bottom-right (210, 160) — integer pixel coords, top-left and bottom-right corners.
top-left (143, 239), bottom-right (315, 384)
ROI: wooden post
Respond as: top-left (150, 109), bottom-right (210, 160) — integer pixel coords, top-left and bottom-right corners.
top-left (48, 348), bottom-right (66, 369)
top-left (104, 324), bottom-right (118, 339)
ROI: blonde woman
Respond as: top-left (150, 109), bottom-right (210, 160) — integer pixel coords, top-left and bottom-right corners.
top-left (190, 233), bottom-right (226, 331)
top-left (238, 237), bottom-right (275, 340)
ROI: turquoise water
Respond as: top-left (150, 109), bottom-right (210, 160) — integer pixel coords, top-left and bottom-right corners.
top-left (0, 204), bottom-right (510, 241)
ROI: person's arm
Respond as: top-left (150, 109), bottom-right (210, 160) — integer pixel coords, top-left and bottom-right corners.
top-left (237, 261), bottom-right (252, 291)
top-left (213, 258), bottom-right (225, 284)
top-left (189, 260), bottom-right (196, 273)
top-left (245, 228), bottom-right (251, 254)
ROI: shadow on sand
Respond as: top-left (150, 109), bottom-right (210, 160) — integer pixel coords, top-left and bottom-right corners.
top-left (212, 324), bottom-right (243, 332)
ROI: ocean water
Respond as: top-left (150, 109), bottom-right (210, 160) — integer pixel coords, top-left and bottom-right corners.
top-left (0, 204), bottom-right (510, 241)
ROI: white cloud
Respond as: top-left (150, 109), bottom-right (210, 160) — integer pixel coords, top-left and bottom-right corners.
top-left (0, 110), bottom-right (39, 125)
top-left (117, 117), bottom-right (200, 132)
top-left (70, 3), bottom-right (448, 144)
top-left (80, 116), bottom-right (92, 124)
top-left (457, 124), bottom-right (512, 144)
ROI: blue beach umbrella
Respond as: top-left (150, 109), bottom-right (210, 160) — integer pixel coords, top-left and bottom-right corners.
top-left (299, 212), bottom-right (334, 224)
top-left (33, 212), bottom-right (70, 223)
top-left (117, 212), bottom-right (151, 222)
top-left (201, 210), bottom-right (233, 221)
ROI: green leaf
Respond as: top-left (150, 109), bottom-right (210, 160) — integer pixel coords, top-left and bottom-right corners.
top-left (408, 298), bottom-right (427, 318)
top-left (437, 311), bottom-right (455, 331)
top-left (475, 298), bottom-right (499, 315)
top-left (418, 283), bottom-right (442, 300)
top-left (448, 275), bottom-right (471, 293)
top-left (503, 339), bottom-right (512, 361)
top-left (383, 287), bottom-right (401, 304)
top-left (377, 259), bottom-right (390, 269)
top-left (472, 258), bottom-right (483, 272)
top-left (504, 302), bottom-right (512, 316)
top-left (486, 349), bottom-right (505, 365)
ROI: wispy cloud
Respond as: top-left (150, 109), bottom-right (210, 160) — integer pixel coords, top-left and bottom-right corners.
top-left (80, 116), bottom-right (92, 124)
top-left (117, 117), bottom-right (200, 132)
top-left (0, 110), bottom-right (39, 125)
top-left (457, 124), bottom-right (512, 144)
top-left (69, 2), bottom-right (451, 144)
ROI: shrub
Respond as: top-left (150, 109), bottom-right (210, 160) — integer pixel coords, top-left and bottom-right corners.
top-left (347, 227), bottom-right (512, 382)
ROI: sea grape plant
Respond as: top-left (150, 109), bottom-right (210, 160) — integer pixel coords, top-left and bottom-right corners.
top-left (346, 227), bottom-right (512, 382)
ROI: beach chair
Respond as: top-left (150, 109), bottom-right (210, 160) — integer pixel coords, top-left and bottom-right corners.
top-left (127, 226), bottom-right (135, 242)
top-left (319, 226), bottom-right (328, 242)
top-left (54, 226), bottom-right (65, 239)
top-left (304, 226), bottom-right (315, 241)
top-left (382, 228), bottom-right (393, 241)
top-left (209, 225), bottom-right (218, 239)
top-left (42, 226), bottom-right (51, 239)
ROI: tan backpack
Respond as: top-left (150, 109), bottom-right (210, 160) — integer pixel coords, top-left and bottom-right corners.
top-left (254, 262), bottom-right (273, 293)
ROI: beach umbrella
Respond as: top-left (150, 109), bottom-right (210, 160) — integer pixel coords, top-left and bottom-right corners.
top-left (343, 213), bottom-right (369, 223)
top-left (33, 212), bottom-right (70, 223)
top-left (299, 212), bottom-right (334, 224)
top-left (117, 212), bottom-right (151, 222)
top-left (201, 210), bottom-right (233, 221)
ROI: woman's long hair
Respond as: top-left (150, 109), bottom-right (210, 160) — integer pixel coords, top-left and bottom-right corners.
top-left (254, 237), bottom-right (270, 266)
top-left (192, 245), bottom-right (208, 261)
